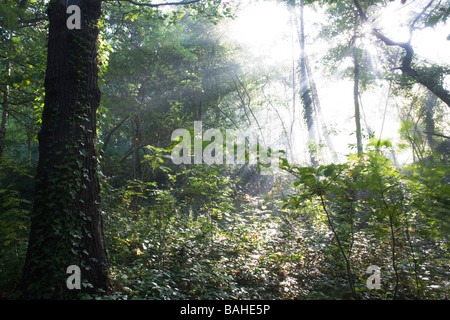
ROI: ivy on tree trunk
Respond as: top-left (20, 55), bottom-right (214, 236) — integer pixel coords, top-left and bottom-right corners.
top-left (22, 0), bottom-right (108, 299)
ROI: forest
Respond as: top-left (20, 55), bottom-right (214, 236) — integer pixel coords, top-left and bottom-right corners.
top-left (0, 0), bottom-right (449, 301)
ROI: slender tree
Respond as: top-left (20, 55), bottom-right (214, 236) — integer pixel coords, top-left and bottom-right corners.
top-left (296, 0), bottom-right (317, 166)
top-left (353, 37), bottom-right (363, 156)
top-left (423, 91), bottom-right (438, 150)
top-left (306, 56), bottom-right (339, 163)
top-left (0, 66), bottom-right (9, 158)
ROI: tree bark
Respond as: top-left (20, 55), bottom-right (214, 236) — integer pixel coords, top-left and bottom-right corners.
top-left (0, 63), bottom-right (10, 159)
top-left (353, 46), bottom-right (363, 156)
top-left (424, 92), bottom-right (437, 150)
top-left (306, 56), bottom-right (339, 163)
top-left (22, 0), bottom-right (108, 299)
top-left (132, 115), bottom-right (143, 179)
top-left (0, 92), bottom-right (8, 159)
top-left (297, 0), bottom-right (317, 166)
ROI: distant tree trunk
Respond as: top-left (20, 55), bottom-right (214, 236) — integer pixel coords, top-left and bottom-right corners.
top-left (289, 5), bottom-right (297, 147)
top-left (298, 0), bottom-right (317, 166)
top-left (101, 116), bottom-right (130, 158)
top-left (306, 57), bottom-right (339, 163)
top-left (353, 46), bottom-right (363, 156)
top-left (0, 93), bottom-right (8, 158)
top-left (132, 115), bottom-right (143, 179)
top-left (424, 91), bottom-right (437, 150)
top-left (22, 0), bottom-right (108, 299)
top-left (0, 64), bottom-right (10, 159)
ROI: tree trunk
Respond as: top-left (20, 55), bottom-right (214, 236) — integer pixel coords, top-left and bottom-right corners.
top-left (298, 0), bottom-right (317, 166)
top-left (306, 56), bottom-right (339, 163)
top-left (22, 0), bottom-right (108, 299)
top-left (0, 94), bottom-right (8, 159)
top-left (424, 92), bottom-right (437, 150)
top-left (400, 47), bottom-right (450, 109)
top-left (353, 45), bottom-right (363, 156)
top-left (132, 115), bottom-right (143, 180)
top-left (0, 63), bottom-right (10, 159)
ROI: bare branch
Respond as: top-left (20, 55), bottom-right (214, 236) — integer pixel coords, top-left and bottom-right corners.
top-left (16, 17), bottom-right (47, 29)
top-left (424, 131), bottom-right (450, 140)
top-left (410, 0), bottom-right (435, 30)
top-left (18, 17), bottom-right (47, 25)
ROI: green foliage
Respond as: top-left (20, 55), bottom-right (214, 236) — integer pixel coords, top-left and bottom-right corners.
top-left (279, 147), bottom-right (449, 299)
top-left (100, 155), bottom-right (277, 299)
top-left (1, 0), bottom-right (449, 301)
top-left (80, 140), bottom-right (448, 300)
top-left (0, 160), bottom-right (33, 298)
top-left (425, 4), bottom-right (450, 27)
top-left (0, 0), bottom-right (47, 164)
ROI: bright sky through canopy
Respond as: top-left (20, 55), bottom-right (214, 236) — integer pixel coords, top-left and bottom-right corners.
top-left (224, 0), bottom-right (449, 164)
top-left (228, 1), bottom-right (293, 66)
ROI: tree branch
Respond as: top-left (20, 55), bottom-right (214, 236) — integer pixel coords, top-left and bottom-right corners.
top-left (410, 0), bottom-right (435, 30)
top-left (352, 0), bottom-right (450, 108)
top-left (424, 131), bottom-right (450, 140)
top-left (101, 115), bottom-right (130, 152)
top-left (18, 17), bottom-right (47, 28)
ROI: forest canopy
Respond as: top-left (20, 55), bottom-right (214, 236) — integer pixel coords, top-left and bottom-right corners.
top-left (0, 0), bottom-right (449, 300)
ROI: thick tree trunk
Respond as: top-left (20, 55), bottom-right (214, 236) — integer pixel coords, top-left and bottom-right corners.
top-left (22, 0), bottom-right (108, 299)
